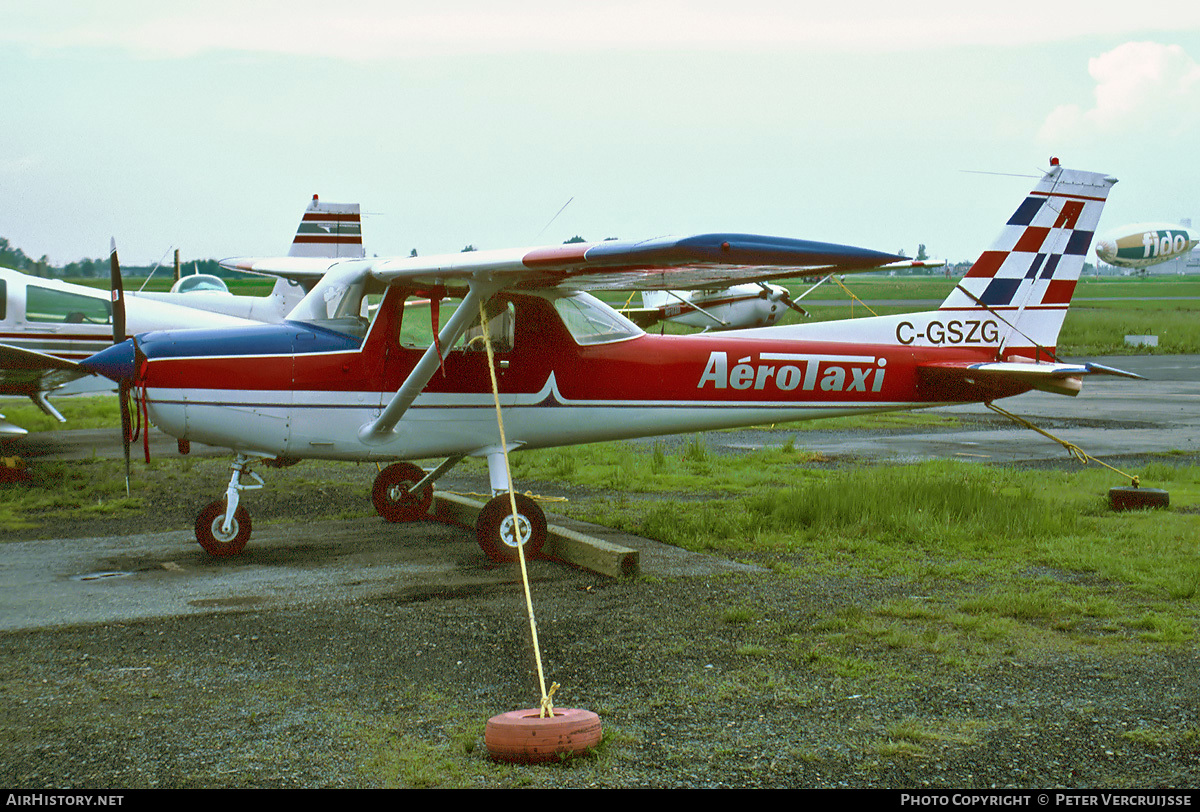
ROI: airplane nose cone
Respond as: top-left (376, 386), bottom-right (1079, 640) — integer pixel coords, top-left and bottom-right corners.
top-left (80, 339), bottom-right (136, 384)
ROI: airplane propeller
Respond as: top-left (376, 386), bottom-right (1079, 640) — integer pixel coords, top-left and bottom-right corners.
top-left (109, 240), bottom-right (134, 494)
top-left (757, 282), bottom-right (809, 318)
top-left (106, 240), bottom-right (150, 494)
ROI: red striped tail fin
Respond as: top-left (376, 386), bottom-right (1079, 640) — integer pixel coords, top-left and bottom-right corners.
top-left (288, 194), bottom-right (364, 259)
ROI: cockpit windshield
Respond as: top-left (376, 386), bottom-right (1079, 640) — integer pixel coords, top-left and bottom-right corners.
top-left (549, 291), bottom-right (643, 345)
top-left (286, 263), bottom-right (383, 339)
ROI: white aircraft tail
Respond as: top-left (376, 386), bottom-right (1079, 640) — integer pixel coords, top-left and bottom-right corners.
top-left (288, 195), bottom-right (364, 259)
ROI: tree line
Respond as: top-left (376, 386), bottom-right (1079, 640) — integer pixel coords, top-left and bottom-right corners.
top-left (1, 238), bottom-right (228, 279)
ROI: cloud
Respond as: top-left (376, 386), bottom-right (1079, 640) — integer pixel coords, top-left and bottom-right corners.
top-left (1040, 41), bottom-right (1200, 141)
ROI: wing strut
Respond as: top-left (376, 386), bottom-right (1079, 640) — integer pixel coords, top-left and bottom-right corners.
top-left (358, 279), bottom-right (502, 444)
top-left (666, 291), bottom-right (728, 328)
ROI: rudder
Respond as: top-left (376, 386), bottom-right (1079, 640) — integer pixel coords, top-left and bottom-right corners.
top-left (939, 160), bottom-right (1117, 356)
top-left (288, 195), bottom-right (365, 259)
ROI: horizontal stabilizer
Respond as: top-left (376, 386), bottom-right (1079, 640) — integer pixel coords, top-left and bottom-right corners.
top-left (918, 359), bottom-right (1143, 398)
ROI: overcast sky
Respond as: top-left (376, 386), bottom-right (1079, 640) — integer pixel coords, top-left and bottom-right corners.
top-left (2, 1), bottom-right (1198, 267)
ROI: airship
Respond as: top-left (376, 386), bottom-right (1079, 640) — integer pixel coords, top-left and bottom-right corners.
top-left (1094, 222), bottom-right (1197, 270)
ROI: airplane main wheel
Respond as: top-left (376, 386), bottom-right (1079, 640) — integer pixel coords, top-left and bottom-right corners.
top-left (477, 493), bottom-right (547, 562)
top-left (195, 500), bottom-right (252, 557)
top-left (372, 462), bottom-right (433, 522)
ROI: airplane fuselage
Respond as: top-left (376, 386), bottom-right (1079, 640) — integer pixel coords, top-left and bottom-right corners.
top-left (129, 287), bottom-right (1023, 463)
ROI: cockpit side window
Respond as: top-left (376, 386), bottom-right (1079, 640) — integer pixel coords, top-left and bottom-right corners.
top-left (26, 285), bottom-right (112, 324)
top-left (399, 295), bottom-right (515, 353)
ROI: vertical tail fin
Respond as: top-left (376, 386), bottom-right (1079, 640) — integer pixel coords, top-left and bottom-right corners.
top-left (938, 161), bottom-right (1117, 356)
top-left (288, 195), bottom-right (365, 259)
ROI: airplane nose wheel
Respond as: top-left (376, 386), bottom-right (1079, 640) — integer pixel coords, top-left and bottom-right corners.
top-left (476, 493), bottom-right (547, 562)
top-left (195, 500), bottom-right (252, 557)
top-left (372, 462), bottom-right (434, 522)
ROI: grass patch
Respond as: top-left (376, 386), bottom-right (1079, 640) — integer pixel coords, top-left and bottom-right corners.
top-left (1, 394), bottom-right (121, 433)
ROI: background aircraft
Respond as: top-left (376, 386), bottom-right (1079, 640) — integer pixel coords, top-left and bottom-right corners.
top-left (0, 196), bottom-right (362, 437)
top-left (0, 257), bottom-right (257, 438)
top-left (1094, 222), bottom-right (1197, 270)
top-left (82, 161), bottom-right (1136, 563)
top-left (622, 260), bottom-right (946, 331)
top-left (622, 283), bottom-right (808, 330)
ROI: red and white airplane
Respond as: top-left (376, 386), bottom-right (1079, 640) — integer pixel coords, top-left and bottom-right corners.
top-left (82, 160), bottom-right (1135, 561)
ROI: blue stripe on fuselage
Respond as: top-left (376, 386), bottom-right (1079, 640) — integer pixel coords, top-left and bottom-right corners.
top-left (135, 321), bottom-right (362, 360)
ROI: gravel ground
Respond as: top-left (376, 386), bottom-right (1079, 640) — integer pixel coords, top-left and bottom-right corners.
top-left (2, 442), bottom-right (1199, 789)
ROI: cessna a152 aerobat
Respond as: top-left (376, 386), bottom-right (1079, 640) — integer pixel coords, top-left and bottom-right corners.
top-left (82, 160), bottom-right (1135, 561)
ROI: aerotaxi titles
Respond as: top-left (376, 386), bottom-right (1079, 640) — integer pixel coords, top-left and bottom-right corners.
top-left (698, 351), bottom-right (887, 393)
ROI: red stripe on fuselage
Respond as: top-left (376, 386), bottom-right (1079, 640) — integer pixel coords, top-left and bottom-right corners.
top-left (144, 333), bottom-right (1014, 406)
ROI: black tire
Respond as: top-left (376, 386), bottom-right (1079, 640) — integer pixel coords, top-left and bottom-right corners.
top-left (372, 462), bottom-right (433, 522)
top-left (195, 500), bottom-right (252, 557)
top-left (476, 493), bottom-right (547, 562)
top-left (1109, 486), bottom-right (1170, 511)
top-left (485, 708), bottom-right (602, 763)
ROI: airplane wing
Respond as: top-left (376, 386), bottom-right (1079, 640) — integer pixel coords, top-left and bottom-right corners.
top-left (216, 257), bottom-right (335, 288)
top-left (223, 234), bottom-right (905, 292)
top-left (0, 344), bottom-right (93, 432)
top-left (918, 360), bottom-right (1143, 398)
top-left (0, 344), bottom-right (90, 395)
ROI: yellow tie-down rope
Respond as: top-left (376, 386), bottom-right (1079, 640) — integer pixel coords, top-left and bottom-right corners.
top-left (479, 301), bottom-right (555, 718)
top-left (830, 274), bottom-right (878, 317)
top-left (985, 401), bottom-right (1140, 487)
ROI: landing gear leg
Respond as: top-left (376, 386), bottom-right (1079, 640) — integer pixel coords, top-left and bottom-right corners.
top-left (195, 454), bottom-right (264, 557)
top-left (476, 451), bottom-right (546, 562)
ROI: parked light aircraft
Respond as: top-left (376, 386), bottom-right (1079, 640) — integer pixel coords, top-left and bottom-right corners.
top-left (0, 196), bottom-right (360, 438)
top-left (0, 257), bottom-right (258, 438)
top-left (82, 160), bottom-right (1136, 561)
top-left (1094, 222), bottom-right (1197, 270)
top-left (624, 259), bottom-right (946, 331)
top-left (622, 283), bottom-right (809, 330)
